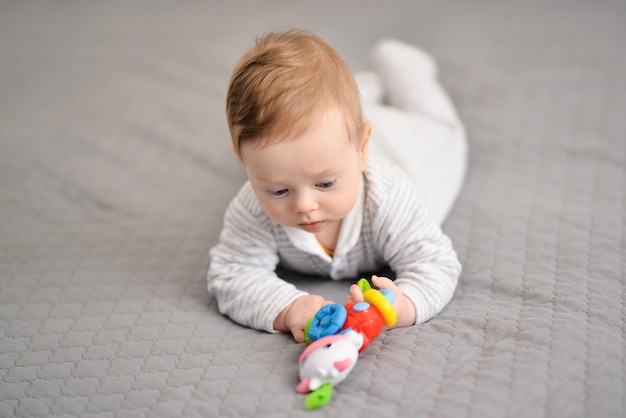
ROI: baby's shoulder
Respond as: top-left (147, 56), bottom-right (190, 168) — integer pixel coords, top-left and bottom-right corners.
top-left (364, 156), bottom-right (417, 206)
top-left (227, 181), bottom-right (269, 221)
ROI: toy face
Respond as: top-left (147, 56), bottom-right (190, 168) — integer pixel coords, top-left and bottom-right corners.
top-left (296, 331), bottom-right (363, 393)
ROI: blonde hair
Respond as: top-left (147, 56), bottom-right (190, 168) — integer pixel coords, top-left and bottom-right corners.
top-left (226, 29), bottom-right (363, 159)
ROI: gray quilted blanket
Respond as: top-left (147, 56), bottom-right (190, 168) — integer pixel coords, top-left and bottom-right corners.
top-left (1, 1), bottom-right (624, 417)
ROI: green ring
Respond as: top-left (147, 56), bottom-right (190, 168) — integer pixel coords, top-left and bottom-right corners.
top-left (304, 317), bottom-right (314, 344)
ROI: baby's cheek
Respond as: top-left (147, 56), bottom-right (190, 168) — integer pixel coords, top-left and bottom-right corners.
top-left (330, 191), bottom-right (358, 218)
top-left (260, 201), bottom-right (290, 224)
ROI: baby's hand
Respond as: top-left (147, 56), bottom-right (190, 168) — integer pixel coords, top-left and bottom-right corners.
top-left (346, 275), bottom-right (417, 328)
top-left (274, 295), bottom-right (333, 343)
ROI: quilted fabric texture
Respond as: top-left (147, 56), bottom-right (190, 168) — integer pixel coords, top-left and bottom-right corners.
top-left (1, 1), bottom-right (624, 417)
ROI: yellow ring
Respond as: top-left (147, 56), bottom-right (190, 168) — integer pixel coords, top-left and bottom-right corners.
top-left (363, 289), bottom-right (397, 327)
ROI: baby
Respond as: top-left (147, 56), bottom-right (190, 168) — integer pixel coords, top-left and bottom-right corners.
top-left (208, 29), bottom-right (467, 343)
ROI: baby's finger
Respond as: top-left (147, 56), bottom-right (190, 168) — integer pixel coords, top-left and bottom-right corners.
top-left (371, 275), bottom-right (396, 290)
top-left (349, 284), bottom-right (365, 303)
top-left (371, 275), bottom-right (404, 303)
top-left (292, 327), bottom-right (306, 343)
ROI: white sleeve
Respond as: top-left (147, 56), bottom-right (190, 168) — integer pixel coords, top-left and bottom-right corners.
top-left (207, 185), bottom-right (307, 332)
top-left (374, 179), bottom-right (461, 323)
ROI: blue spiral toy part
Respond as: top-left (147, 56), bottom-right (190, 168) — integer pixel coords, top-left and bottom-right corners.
top-left (306, 304), bottom-right (348, 341)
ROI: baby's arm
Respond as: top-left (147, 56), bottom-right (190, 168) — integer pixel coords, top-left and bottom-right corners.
top-left (209, 183), bottom-right (333, 339)
top-left (373, 177), bottom-right (461, 325)
top-left (208, 185), bottom-right (304, 332)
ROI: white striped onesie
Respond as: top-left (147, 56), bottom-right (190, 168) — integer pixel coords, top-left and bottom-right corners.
top-left (208, 155), bottom-right (462, 333)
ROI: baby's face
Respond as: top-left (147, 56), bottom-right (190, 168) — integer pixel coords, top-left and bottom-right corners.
top-left (241, 107), bottom-right (369, 243)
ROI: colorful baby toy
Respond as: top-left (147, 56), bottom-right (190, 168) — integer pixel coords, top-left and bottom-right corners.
top-left (296, 278), bottom-right (397, 410)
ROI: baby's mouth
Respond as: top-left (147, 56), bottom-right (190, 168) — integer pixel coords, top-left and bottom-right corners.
top-left (298, 221), bottom-right (325, 232)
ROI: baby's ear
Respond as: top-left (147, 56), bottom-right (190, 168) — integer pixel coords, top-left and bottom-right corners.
top-left (230, 142), bottom-right (245, 163)
top-left (229, 125), bottom-right (244, 160)
top-left (359, 121), bottom-right (371, 169)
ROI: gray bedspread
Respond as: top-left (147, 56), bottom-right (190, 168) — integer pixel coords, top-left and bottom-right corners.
top-left (1, 1), bottom-right (624, 417)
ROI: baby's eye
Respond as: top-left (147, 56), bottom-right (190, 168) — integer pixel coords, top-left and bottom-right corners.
top-left (317, 180), bottom-right (335, 190)
top-left (269, 189), bottom-right (289, 197)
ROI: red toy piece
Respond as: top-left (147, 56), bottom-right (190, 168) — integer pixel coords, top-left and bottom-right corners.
top-left (305, 278), bottom-right (397, 352)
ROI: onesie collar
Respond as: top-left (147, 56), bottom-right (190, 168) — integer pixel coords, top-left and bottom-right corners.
top-left (283, 175), bottom-right (365, 260)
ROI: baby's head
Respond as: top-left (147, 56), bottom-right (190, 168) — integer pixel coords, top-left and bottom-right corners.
top-left (226, 30), bottom-right (371, 237)
top-left (226, 29), bottom-right (365, 158)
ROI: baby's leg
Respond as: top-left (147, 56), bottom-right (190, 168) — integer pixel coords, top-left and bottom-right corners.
top-left (370, 39), bottom-right (462, 128)
top-left (364, 40), bottom-right (468, 225)
top-left (365, 105), bottom-right (467, 225)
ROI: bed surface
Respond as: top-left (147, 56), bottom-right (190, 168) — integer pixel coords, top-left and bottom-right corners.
top-left (1, 1), bottom-right (625, 417)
